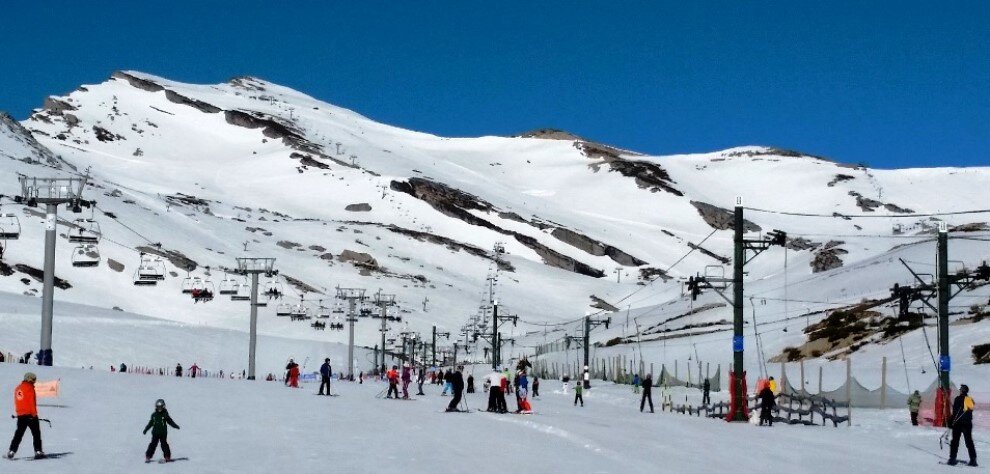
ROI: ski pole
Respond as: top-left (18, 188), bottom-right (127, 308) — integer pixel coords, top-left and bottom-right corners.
top-left (9, 415), bottom-right (50, 427)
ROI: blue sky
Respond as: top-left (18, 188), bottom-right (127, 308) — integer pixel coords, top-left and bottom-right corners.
top-left (1, 1), bottom-right (987, 168)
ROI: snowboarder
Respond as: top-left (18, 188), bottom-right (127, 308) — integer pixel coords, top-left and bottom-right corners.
top-left (143, 399), bottom-right (180, 463)
top-left (703, 378), bottom-right (711, 405)
top-left (285, 359), bottom-right (300, 388)
top-left (758, 383), bottom-right (776, 426)
top-left (401, 363), bottom-right (412, 399)
top-left (640, 373), bottom-right (654, 413)
top-left (632, 374), bottom-right (641, 394)
top-left (446, 366), bottom-right (465, 412)
top-left (6, 372), bottom-right (44, 460)
top-left (318, 359), bottom-right (332, 396)
top-left (386, 366), bottom-right (400, 399)
top-left (574, 381), bottom-right (584, 407)
top-left (907, 390), bottom-right (921, 426)
top-left (947, 384), bottom-right (977, 466)
top-left (175, 363), bottom-right (182, 377)
top-left (532, 376), bottom-right (540, 397)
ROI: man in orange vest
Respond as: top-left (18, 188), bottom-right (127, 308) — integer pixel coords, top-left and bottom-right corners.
top-left (6, 372), bottom-right (44, 459)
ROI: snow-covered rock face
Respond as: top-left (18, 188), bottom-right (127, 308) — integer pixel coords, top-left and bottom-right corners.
top-left (3, 71), bottom-right (990, 375)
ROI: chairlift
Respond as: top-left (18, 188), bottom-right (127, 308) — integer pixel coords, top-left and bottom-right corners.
top-left (704, 265), bottom-right (728, 289)
top-left (190, 279), bottom-right (215, 303)
top-left (181, 276), bottom-right (201, 294)
top-left (0, 213), bottom-right (21, 240)
top-left (264, 279), bottom-right (284, 300)
top-left (332, 302), bottom-right (344, 314)
top-left (135, 253), bottom-right (166, 283)
top-left (359, 307), bottom-right (372, 318)
top-left (218, 274), bottom-right (238, 295)
top-left (311, 321), bottom-right (326, 331)
top-left (316, 301), bottom-right (331, 319)
top-left (68, 218), bottom-right (101, 244)
top-left (231, 282), bottom-right (252, 302)
top-left (71, 244), bottom-right (100, 267)
top-left (290, 303), bottom-right (311, 321)
top-left (276, 302), bottom-right (292, 317)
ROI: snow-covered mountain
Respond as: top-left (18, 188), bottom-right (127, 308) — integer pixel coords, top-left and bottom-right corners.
top-left (2, 71), bottom-right (989, 379)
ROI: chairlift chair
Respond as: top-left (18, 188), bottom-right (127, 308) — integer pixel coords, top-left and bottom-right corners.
top-left (275, 302), bottom-right (292, 317)
top-left (136, 254), bottom-right (166, 282)
top-left (290, 303), bottom-right (311, 321)
top-left (332, 302), bottom-right (344, 314)
top-left (71, 244), bottom-right (100, 267)
top-left (0, 213), bottom-right (21, 240)
top-left (191, 280), bottom-right (215, 303)
top-left (68, 219), bottom-right (101, 244)
top-left (181, 276), bottom-right (201, 294)
top-left (311, 321), bottom-right (326, 331)
top-left (218, 275), bottom-right (238, 295)
top-left (264, 280), bottom-right (284, 300)
top-left (316, 301), bottom-right (331, 319)
top-left (231, 282), bottom-right (252, 302)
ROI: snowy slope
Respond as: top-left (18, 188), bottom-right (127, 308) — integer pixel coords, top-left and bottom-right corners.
top-left (0, 363), bottom-right (983, 473)
top-left (0, 71), bottom-right (989, 385)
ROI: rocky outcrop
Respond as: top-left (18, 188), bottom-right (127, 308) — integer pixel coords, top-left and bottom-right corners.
top-left (827, 174), bottom-right (855, 187)
top-left (550, 227), bottom-right (647, 266)
top-left (290, 152), bottom-right (330, 169)
top-left (14, 264), bottom-right (71, 289)
top-left (517, 128), bottom-right (584, 141)
top-left (112, 71), bottom-right (165, 92)
top-left (42, 97), bottom-right (77, 115)
top-left (345, 203), bottom-right (372, 212)
top-left (812, 241), bottom-right (847, 273)
top-left (0, 113), bottom-right (63, 167)
top-left (581, 142), bottom-right (682, 196)
top-left (338, 249), bottom-right (379, 269)
top-left (390, 178), bottom-right (604, 278)
top-left (690, 201), bottom-right (761, 232)
top-left (164, 90), bottom-right (221, 113)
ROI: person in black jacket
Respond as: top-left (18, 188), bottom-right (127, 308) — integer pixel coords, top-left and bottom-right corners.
top-left (466, 374), bottom-right (475, 393)
top-left (144, 399), bottom-right (180, 462)
top-left (758, 384), bottom-right (776, 426)
top-left (948, 384), bottom-right (977, 466)
top-left (416, 367), bottom-right (426, 396)
top-left (640, 373), bottom-right (654, 413)
top-left (702, 378), bottom-right (711, 406)
top-left (318, 359), bottom-right (332, 396)
top-left (446, 366), bottom-right (465, 412)
top-left (175, 364), bottom-right (182, 378)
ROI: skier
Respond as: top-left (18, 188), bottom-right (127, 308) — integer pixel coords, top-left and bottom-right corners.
top-left (416, 367), bottom-right (426, 396)
top-left (583, 365), bottom-right (591, 389)
top-left (446, 366), bottom-right (465, 412)
top-left (175, 363), bottom-right (182, 377)
top-left (947, 384), bottom-right (977, 466)
top-left (120, 362), bottom-right (128, 373)
top-left (359, 371), bottom-right (364, 384)
top-left (641, 373), bottom-right (654, 413)
top-left (485, 370), bottom-right (504, 412)
top-left (702, 377), bottom-right (711, 405)
top-left (758, 382), bottom-right (776, 426)
top-left (385, 366), bottom-right (400, 399)
top-left (401, 363), bottom-right (412, 399)
top-left (285, 359), bottom-right (300, 388)
top-left (466, 374), bottom-right (475, 393)
top-left (907, 389), bottom-right (921, 426)
top-left (632, 373), bottom-right (641, 394)
top-left (574, 381), bottom-right (584, 407)
top-left (516, 369), bottom-right (532, 413)
top-left (143, 399), bottom-right (180, 463)
top-left (189, 363), bottom-right (199, 379)
top-left (318, 358), bottom-right (332, 396)
top-left (441, 369), bottom-right (453, 396)
top-left (6, 373), bottom-right (44, 460)
top-left (532, 376), bottom-right (540, 398)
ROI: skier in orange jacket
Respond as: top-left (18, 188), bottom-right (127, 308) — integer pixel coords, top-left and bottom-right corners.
top-left (6, 372), bottom-right (44, 459)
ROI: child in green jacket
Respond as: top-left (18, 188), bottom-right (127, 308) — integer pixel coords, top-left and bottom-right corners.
top-left (144, 399), bottom-right (180, 462)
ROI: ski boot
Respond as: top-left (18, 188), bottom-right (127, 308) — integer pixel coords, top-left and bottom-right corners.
top-left (969, 460), bottom-right (978, 467)
top-left (947, 459), bottom-right (958, 466)
top-left (34, 451), bottom-right (45, 459)
top-left (5, 451), bottom-right (14, 460)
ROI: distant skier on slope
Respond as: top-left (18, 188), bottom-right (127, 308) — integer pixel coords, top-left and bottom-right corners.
top-left (632, 374), bottom-right (641, 394)
top-left (485, 371), bottom-right (506, 413)
top-left (143, 399), bottom-right (180, 463)
top-left (318, 359), bottom-right (332, 396)
top-left (175, 363), bottom-right (182, 377)
top-left (758, 383), bottom-right (776, 427)
top-left (441, 369), bottom-right (453, 396)
top-left (532, 376), bottom-right (540, 398)
top-left (466, 374), bottom-right (475, 393)
top-left (386, 366), bottom-right (400, 399)
top-left (640, 373), bottom-right (654, 413)
top-left (702, 378), bottom-right (711, 406)
top-left (907, 390), bottom-right (921, 426)
top-left (947, 384), bottom-right (977, 466)
top-left (574, 381), bottom-right (584, 407)
top-left (285, 359), bottom-right (300, 388)
top-left (417, 367), bottom-right (426, 396)
top-left (446, 366), bottom-right (465, 412)
top-left (189, 363), bottom-right (199, 379)
top-left (401, 363), bottom-right (412, 399)
top-left (6, 372), bottom-right (44, 460)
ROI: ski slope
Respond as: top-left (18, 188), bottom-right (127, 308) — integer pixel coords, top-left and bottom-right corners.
top-left (0, 363), bottom-right (983, 473)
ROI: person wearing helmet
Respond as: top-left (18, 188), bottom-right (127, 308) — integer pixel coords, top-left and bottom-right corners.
top-left (143, 399), bottom-right (180, 463)
top-left (318, 358), bottom-right (332, 396)
top-left (948, 384), bottom-right (978, 467)
top-left (6, 372), bottom-right (44, 459)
